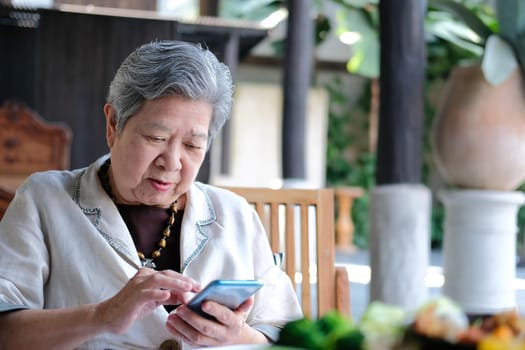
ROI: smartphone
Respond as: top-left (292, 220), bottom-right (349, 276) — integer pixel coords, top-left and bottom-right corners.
top-left (187, 279), bottom-right (263, 319)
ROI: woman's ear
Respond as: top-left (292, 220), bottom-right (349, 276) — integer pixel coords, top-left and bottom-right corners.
top-left (104, 103), bottom-right (118, 149)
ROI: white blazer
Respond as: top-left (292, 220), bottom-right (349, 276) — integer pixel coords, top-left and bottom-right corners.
top-left (0, 156), bottom-right (302, 349)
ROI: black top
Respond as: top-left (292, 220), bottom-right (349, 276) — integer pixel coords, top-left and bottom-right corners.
top-left (116, 204), bottom-right (183, 273)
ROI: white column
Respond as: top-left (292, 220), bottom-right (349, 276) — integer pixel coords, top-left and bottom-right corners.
top-left (440, 190), bottom-right (525, 314)
top-left (369, 184), bottom-right (431, 311)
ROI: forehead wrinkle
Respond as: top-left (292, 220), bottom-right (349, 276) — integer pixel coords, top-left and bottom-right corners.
top-left (142, 120), bottom-right (170, 132)
top-left (143, 121), bottom-right (208, 141)
top-left (191, 131), bottom-right (208, 140)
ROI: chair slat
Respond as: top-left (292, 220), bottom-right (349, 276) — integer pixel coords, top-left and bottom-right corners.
top-left (269, 202), bottom-right (280, 252)
top-left (254, 202), bottom-right (267, 232)
top-left (316, 190), bottom-right (336, 315)
top-left (299, 204), bottom-right (312, 317)
top-left (285, 204), bottom-right (296, 290)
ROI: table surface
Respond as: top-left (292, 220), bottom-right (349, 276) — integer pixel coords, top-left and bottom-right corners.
top-left (198, 345), bottom-right (269, 350)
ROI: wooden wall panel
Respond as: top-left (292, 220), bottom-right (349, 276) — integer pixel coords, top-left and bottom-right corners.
top-left (34, 10), bottom-right (174, 167)
top-left (0, 25), bottom-right (37, 107)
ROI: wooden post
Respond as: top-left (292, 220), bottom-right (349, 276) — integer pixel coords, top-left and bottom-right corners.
top-left (282, 0), bottom-right (313, 180)
top-left (376, 0), bottom-right (426, 184)
top-left (334, 187), bottom-right (365, 251)
top-left (199, 0), bottom-right (218, 16)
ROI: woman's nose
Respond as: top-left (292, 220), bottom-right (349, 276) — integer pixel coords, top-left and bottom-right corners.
top-left (156, 146), bottom-right (182, 171)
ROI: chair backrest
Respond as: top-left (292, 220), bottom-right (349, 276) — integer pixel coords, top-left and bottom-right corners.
top-left (223, 186), bottom-right (350, 319)
top-left (0, 99), bottom-right (72, 219)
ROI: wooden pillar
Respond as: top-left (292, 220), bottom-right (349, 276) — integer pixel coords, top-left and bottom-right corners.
top-left (199, 0), bottom-right (219, 16)
top-left (335, 187), bottom-right (365, 251)
top-left (375, 0), bottom-right (426, 184)
top-left (282, 0), bottom-right (313, 180)
top-left (368, 78), bottom-right (380, 154)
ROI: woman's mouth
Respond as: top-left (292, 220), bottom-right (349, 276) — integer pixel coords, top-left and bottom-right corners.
top-left (150, 178), bottom-right (172, 192)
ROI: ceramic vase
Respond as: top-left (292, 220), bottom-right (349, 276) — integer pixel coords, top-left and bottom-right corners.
top-left (431, 64), bottom-right (525, 191)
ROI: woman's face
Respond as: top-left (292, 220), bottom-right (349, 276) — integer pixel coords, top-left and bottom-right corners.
top-left (104, 95), bottom-right (212, 208)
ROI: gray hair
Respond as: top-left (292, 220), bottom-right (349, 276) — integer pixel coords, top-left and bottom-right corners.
top-left (107, 40), bottom-right (234, 149)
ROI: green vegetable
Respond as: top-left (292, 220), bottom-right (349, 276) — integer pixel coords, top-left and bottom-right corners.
top-left (318, 310), bottom-right (354, 335)
top-left (332, 329), bottom-right (365, 350)
top-left (276, 311), bottom-right (364, 350)
top-left (319, 311), bottom-right (363, 350)
top-left (276, 318), bottom-right (326, 350)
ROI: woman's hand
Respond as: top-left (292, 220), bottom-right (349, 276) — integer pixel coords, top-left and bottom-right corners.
top-left (0, 268), bottom-right (200, 350)
top-left (95, 268), bottom-right (200, 334)
top-left (165, 297), bottom-right (269, 347)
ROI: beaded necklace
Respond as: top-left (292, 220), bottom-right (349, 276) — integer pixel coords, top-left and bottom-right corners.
top-left (99, 159), bottom-right (178, 269)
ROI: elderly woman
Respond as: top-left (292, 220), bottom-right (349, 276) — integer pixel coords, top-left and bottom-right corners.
top-left (0, 40), bottom-right (302, 350)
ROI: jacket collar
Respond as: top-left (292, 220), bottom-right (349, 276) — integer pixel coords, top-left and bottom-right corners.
top-left (73, 155), bottom-right (217, 272)
top-left (74, 155), bottom-right (139, 268)
top-left (179, 182), bottom-right (216, 271)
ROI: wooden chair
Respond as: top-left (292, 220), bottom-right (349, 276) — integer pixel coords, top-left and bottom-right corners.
top-left (223, 186), bottom-right (351, 319)
top-left (0, 99), bottom-right (72, 219)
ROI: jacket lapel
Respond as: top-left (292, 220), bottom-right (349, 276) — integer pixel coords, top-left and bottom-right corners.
top-left (74, 155), bottom-right (141, 270)
top-left (179, 182), bottom-right (216, 272)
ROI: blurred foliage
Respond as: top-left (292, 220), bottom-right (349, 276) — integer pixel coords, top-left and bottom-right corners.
top-left (220, 0), bottom-right (330, 57)
top-left (220, 0), bottom-right (285, 21)
top-left (325, 77), bottom-right (374, 249)
top-left (331, 0), bottom-right (380, 78)
top-left (518, 182), bottom-right (525, 260)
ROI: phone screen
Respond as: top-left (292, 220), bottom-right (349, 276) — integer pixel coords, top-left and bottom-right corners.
top-left (187, 279), bottom-right (263, 319)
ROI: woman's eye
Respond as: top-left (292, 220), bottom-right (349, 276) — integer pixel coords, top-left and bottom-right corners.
top-left (148, 136), bottom-right (166, 143)
top-left (185, 143), bottom-right (203, 150)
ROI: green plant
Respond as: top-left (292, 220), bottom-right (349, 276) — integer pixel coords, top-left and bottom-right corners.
top-left (331, 0), bottom-right (380, 78)
top-left (333, 0), bottom-right (498, 78)
top-left (429, 0), bottom-right (525, 85)
top-left (325, 77), bottom-right (375, 249)
top-left (517, 182), bottom-right (525, 261)
top-left (220, 0), bottom-right (332, 57)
